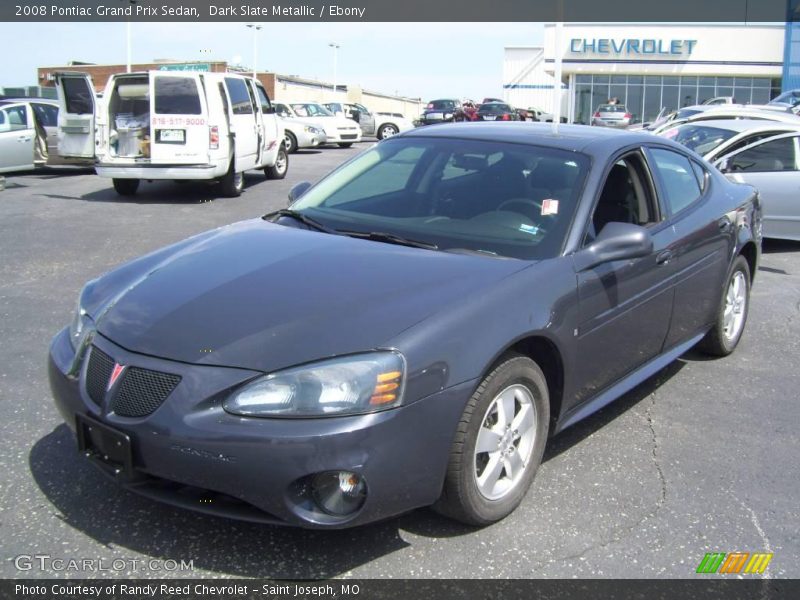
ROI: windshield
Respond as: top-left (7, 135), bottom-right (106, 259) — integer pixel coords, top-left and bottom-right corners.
top-left (427, 100), bottom-right (456, 110)
top-left (289, 137), bottom-right (589, 260)
top-left (662, 124), bottom-right (738, 155)
top-left (481, 103), bottom-right (512, 113)
top-left (771, 90), bottom-right (800, 106)
top-left (597, 105), bottom-right (627, 113)
top-left (291, 103), bottom-right (334, 117)
top-left (676, 107), bottom-right (703, 120)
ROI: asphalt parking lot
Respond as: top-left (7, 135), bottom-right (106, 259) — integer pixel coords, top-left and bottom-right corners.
top-left (1, 144), bottom-right (799, 579)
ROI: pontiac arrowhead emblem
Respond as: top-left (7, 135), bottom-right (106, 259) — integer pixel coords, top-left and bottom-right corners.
top-left (107, 363), bottom-right (126, 391)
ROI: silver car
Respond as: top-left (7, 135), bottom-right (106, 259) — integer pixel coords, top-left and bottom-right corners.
top-left (591, 104), bottom-right (632, 128)
top-left (272, 103), bottom-right (327, 154)
top-left (715, 131), bottom-right (800, 241)
top-left (0, 98), bottom-right (88, 173)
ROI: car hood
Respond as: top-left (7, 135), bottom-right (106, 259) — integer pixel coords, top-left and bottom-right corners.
top-left (299, 116), bottom-right (359, 130)
top-left (92, 219), bottom-right (528, 372)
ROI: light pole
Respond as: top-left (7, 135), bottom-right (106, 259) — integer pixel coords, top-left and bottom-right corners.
top-left (329, 42), bottom-right (340, 97)
top-left (122, 0), bottom-right (137, 73)
top-left (246, 24), bottom-right (263, 79)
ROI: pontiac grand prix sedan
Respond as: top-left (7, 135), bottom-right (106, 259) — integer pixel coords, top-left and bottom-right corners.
top-left (48, 123), bottom-right (761, 528)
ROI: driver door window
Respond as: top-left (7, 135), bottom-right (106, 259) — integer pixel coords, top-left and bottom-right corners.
top-left (587, 152), bottom-right (658, 243)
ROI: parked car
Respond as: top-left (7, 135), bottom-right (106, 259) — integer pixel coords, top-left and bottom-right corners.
top-left (0, 98), bottom-right (91, 173)
top-left (703, 96), bottom-right (737, 105)
top-left (714, 130), bottom-right (800, 240)
top-left (323, 102), bottom-right (413, 139)
top-left (420, 99), bottom-right (461, 125)
top-left (269, 104), bottom-right (326, 153)
top-left (514, 108), bottom-right (531, 121)
top-left (281, 102), bottom-right (362, 148)
top-left (526, 106), bottom-right (557, 123)
top-left (456, 100), bottom-right (479, 122)
top-left (652, 105), bottom-right (800, 135)
top-left (48, 123), bottom-right (760, 529)
top-left (55, 71), bottom-right (287, 197)
top-left (591, 104), bottom-right (632, 128)
top-left (475, 102), bottom-right (518, 121)
top-left (767, 89), bottom-right (800, 110)
top-left (659, 119), bottom-right (800, 160)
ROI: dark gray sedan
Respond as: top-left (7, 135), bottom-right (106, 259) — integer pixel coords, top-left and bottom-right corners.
top-left (48, 123), bottom-right (761, 528)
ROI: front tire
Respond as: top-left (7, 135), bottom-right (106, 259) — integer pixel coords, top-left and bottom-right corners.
top-left (112, 178), bottom-right (139, 196)
top-left (337, 143), bottom-right (353, 148)
top-left (434, 354), bottom-right (549, 526)
top-left (377, 123), bottom-right (399, 140)
top-left (265, 144), bottom-right (288, 180)
top-left (698, 255), bottom-right (751, 356)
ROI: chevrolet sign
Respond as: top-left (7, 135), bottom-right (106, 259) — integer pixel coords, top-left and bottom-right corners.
top-left (570, 39), bottom-right (698, 56)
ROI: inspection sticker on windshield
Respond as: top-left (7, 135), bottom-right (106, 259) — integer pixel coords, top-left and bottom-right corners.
top-left (541, 199), bottom-right (559, 216)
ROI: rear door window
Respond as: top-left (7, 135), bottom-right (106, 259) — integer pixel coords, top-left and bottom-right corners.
top-left (728, 136), bottom-right (799, 172)
top-left (649, 148), bottom-right (702, 215)
top-left (32, 103), bottom-right (58, 127)
top-left (154, 76), bottom-right (202, 115)
top-left (224, 77), bottom-right (253, 115)
top-left (61, 77), bottom-right (93, 114)
top-left (255, 84), bottom-right (272, 113)
top-left (0, 105), bottom-right (29, 131)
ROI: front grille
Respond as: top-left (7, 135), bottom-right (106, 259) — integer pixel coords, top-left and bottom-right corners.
top-left (85, 346), bottom-right (115, 405)
top-left (111, 368), bottom-right (181, 417)
top-left (340, 134), bottom-right (358, 140)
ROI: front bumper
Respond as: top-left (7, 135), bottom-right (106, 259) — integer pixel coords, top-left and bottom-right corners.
top-left (48, 327), bottom-right (473, 528)
top-left (295, 129), bottom-right (327, 149)
top-left (321, 129), bottom-right (362, 144)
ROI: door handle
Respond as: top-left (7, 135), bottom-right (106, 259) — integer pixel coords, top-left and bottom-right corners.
top-left (656, 250), bottom-right (674, 266)
top-left (17, 135), bottom-right (31, 142)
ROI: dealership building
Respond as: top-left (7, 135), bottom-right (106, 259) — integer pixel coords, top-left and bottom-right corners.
top-left (504, 24), bottom-right (787, 124)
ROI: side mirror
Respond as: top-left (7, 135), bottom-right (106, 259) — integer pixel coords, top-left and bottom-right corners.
top-left (574, 222), bottom-right (654, 272)
top-left (287, 181), bottom-right (312, 205)
top-left (264, 106), bottom-right (276, 115)
top-left (716, 158), bottom-right (732, 173)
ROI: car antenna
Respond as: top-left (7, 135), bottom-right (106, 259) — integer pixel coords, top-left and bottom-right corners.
top-left (552, 17), bottom-right (563, 136)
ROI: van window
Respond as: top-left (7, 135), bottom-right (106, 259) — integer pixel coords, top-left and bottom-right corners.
top-left (62, 77), bottom-right (93, 115)
top-left (154, 76), bottom-right (202, 115)
top-left (255, 84), bottom-right (272, 113)
top-left (224, 78), bottom-right (253, 115)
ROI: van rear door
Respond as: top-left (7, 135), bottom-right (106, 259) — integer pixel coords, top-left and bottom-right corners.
top-left (222, 76), bottom-right (259, 172)
top-left (149, 72), bottom-right (209, 164)
top-left (54, 72), bottom-right (96, 159)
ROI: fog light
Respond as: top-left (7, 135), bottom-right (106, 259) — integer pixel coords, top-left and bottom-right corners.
top-left (311, 471), bottom-right (367, 516)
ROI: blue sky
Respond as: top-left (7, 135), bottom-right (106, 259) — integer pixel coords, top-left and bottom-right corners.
top-left (1, 22), bottom-right (544, 100)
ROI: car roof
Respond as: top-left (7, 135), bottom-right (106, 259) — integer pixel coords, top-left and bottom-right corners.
top-left (672, 118), bottom-right (800, 134)
top-left (400, 122), bottom-right (666, 154)
top-left (0, 97), bottom-right (57, 105)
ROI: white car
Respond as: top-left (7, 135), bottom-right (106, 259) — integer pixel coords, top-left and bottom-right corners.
top-left (271, 107), bottom-right (327, 154)
top-left (278, 102), bottom-right (361, 148)
top-left (324, 102), bottom-right (414, 139)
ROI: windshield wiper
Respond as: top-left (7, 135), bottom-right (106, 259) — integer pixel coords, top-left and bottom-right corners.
top-left (339, 230), bottom-right (439, 251)
top-left (263, 209), bottom-right (339, 235)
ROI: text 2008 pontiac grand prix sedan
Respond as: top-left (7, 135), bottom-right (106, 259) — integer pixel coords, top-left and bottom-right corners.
top-left (49, 123), bottom-right (760, 528)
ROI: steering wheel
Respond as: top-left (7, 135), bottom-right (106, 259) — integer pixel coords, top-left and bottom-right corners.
top-left (496, 198), bottom-right (542, 214)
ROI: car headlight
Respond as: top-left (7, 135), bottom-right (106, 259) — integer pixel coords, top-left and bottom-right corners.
top-left (304, 126), bottom-right (320, 134)
top-left (69, 298), bottom-right (94, 352)
top-left (445, 112), bottom-right (453, 118)
top-left (223, 351), bottom-right (406, 418)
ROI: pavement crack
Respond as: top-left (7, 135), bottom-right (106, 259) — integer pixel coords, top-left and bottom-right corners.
top-left (539, 390), bottom-right (668, 569)
top-left (733, 494), bottom-right (773, 581)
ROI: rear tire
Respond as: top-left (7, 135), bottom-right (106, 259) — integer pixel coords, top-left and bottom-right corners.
top-left (338, 143), bottom-right (353, 148)
top-left (377, 124), bottom-right (399, 140)
top-left (219, 159), bottom-right (243, 197)
top-left (697, 255), bottom-right (751, 356)
top-left (434, 354), bottom-right (549, 526)
top-left (265, 144), bottom-right (288, 180)
top-left (112, 178), bottom-right (139, 196)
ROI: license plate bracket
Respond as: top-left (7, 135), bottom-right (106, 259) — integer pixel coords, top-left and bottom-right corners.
top-left (76, 414), bottom-right (135, 480)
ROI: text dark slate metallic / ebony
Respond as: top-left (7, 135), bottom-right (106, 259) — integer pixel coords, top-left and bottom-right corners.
top-left (48, 123), bottom-right (761, 528)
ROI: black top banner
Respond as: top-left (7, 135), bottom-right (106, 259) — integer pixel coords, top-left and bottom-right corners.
top-left (2, 0), bottom-right (798, 22)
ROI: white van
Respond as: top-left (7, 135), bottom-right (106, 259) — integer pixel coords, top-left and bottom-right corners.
top-left (55, 71), bottom-right (288, 197)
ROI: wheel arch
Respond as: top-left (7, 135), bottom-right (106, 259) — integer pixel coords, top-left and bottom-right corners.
top-left (739, 240), bottom-right (758, 283)
top-left (480, 334), bottom-right (565, 432)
